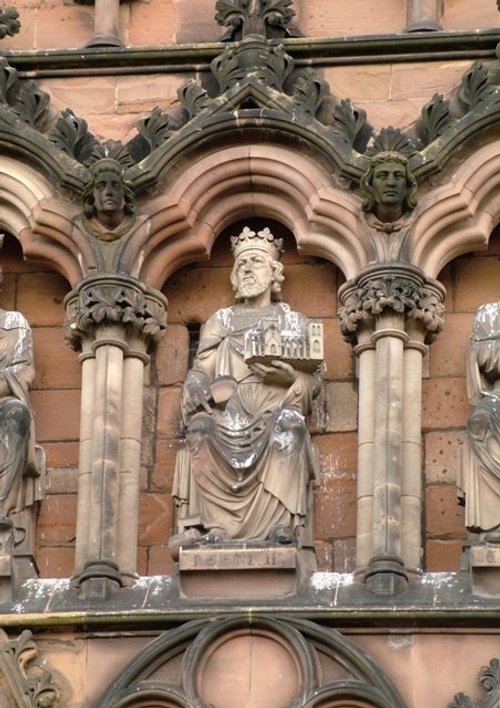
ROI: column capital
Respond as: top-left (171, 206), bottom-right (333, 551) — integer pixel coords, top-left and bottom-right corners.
top-left (338, 264), bottom-right (445, 347)
top-left (64, 274), bottom-right (168, 354)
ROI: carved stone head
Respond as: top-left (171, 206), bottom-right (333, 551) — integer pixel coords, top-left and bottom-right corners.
top-left (360, 151), bottom-right (417, 222)
top-left (82, 158), bottom-right (135, 229)
top-left (229, 226), bottom-right (285, 302)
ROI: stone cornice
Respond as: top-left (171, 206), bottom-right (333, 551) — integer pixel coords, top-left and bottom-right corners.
top-left (3, 29), bottom-right (499, 79)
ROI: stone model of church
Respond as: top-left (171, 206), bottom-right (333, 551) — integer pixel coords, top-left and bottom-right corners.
top-left (244, 319), bottom-right (324, 372)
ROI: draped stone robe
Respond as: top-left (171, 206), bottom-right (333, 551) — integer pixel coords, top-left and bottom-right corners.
top-left (173, 302), bottom-right (321, 544)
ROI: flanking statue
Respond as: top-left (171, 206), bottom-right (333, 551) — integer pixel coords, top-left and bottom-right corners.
top-left (170, 226), bottom-right (323, 557)
top-left (0, 258), bottom-right (44, 583)
top-left (458, 301), bottom-right (500, 542)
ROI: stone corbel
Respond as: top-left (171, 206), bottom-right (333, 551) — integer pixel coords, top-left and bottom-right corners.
top-left (339, 264), bottom-right (445, 595)
top-left (65, 274), bottom-right (167, 599)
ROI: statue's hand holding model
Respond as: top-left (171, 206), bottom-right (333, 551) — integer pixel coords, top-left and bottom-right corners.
top-left (171, 227), bottom-right (323, 556)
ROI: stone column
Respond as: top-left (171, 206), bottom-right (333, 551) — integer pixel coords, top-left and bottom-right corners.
top-left (405, 0), bottom-right (443, 31)
top-left (74, 0), bottom-right (125, 47)
top-left (340, 265), bottom-right (444, 595)
top-left (65, 274), bottom-right (167, 598)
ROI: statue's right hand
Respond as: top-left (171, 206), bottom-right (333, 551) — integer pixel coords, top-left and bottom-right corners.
top-left (182, 379), bottom-right (213, 415)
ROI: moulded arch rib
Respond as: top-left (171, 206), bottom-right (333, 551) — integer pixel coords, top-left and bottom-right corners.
top-left (130, 144), bottom-right (368, 289)
top-left (409, 142), bottom-right (500, 278)
top-left (0, 156), bottom-right (89, 286)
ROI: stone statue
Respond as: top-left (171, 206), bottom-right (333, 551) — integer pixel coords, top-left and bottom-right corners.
top-left (170, 226), bottom-right (323, 557)
top-left (458, 302), bottom-right (500, 542)
top-left (360, 151), bottom-right (417, 262)
top-left (80, 158), bottom-right (136, 241)
top-left (0, 266), bottom-right (43, 575)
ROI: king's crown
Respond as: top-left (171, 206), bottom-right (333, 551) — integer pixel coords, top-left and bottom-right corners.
top-left (231, 226), bottom-right (284, 260)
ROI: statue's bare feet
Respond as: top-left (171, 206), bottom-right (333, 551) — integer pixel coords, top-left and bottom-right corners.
top-left (483, 526), bottom-right (500, 544)
top-left (168, 528), bottom-right (202, 561)
top-left (199, 529), bottom-right (227, 544)
top-left (268, 525), bottom-right (295, 545)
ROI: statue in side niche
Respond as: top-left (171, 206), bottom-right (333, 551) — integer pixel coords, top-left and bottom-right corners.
top-left (81, 158), bottom-right (136, 240)
top-left (170, 226), bottom-right (323, 557)
top-left (458, 302), bottom-right (500, 542)
top-left (0, 263), bottom-right (43, 571)
top-left (360, 151), bottom-right (418, 262)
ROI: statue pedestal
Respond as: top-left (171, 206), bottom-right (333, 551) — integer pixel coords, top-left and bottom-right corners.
top-left (178, 545), bottom-right (298, 599)
top-left (470, 544), bottom-right (500, 597)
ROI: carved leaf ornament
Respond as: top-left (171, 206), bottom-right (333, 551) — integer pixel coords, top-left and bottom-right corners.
top-left (0, 629), bottom-right (58, 707)
top-left (450, 658), bottom-right (500, 708)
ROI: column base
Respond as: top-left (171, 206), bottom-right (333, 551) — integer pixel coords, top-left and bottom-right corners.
top-left (82, 35), bottom-right (124, 48)
top-left (364, 555), bottom-right (409, 597)
top-left (73, 560), bottom-right (124, 600)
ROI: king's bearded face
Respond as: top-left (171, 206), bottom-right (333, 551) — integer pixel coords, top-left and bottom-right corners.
top-left (233, 250), bottom-right (275, 301)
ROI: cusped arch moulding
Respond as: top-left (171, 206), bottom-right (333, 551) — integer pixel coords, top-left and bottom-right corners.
top-left (409, 140), bottom-right (500, 278)
top-left (0, 155), bottom-right (96, 287)
top-left (99, 615), bottom-right (406, 708)
top-left (131, 143), bottom-right (367, 290)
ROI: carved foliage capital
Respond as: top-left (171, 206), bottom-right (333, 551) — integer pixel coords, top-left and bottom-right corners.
top-left (338, 266), bottom-right (445, 345)
top-left (64, 275), bottom-right (167, 351)
top-left (0, 628), bottom-right (58, 706)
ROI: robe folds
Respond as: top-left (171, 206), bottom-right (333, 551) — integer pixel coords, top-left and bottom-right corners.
top-left (173, 302), bottom-right (321, 543)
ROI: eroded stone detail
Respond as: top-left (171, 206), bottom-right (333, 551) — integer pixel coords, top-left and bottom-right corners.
top-left (0, 629), bottom-right (58, 707)
top-left (450, 657), bottom-right (500, 708)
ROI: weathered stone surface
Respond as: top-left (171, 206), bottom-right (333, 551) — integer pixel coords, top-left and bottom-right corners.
top-left (429, 313), bottom-right (473, 377)
top-left (425, 539), bottom-right (464, 572)
top-left (31, 390), bottom-right (81, 441)
top-left (424, 431), bottom-right (462, 484)
top-left (422, 378), bottom-right (469, 429)
top-left (425, 486), bottom-right (466, 538)
top-left (17, 273), bottom-right (67, 327)
top-left (32, 327), bottom-right (81, 389)
top-left (325, 381), bottom-right (358, 432)
top-left (129, 1), bottom-right (176, 46)
top-left (38, 494), bottom-right (78, 545)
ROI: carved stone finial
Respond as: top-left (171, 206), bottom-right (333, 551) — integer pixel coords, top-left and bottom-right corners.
top-left (215, 0), bottom-right (296, 41)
